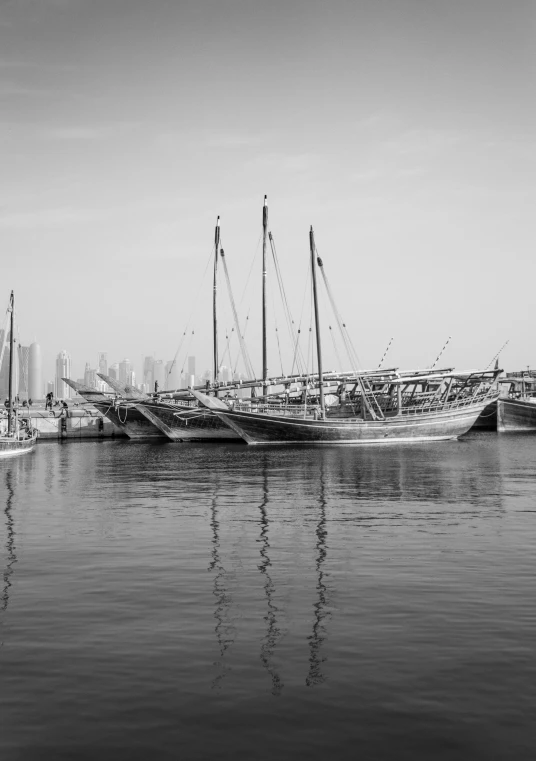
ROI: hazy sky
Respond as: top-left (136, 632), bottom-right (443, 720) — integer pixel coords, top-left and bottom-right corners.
top-left (1, 0), bottom-right (535, 382)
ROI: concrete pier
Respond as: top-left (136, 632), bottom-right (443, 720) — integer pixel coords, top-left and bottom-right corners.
top-left (21, 407), bottom-right (127, 440)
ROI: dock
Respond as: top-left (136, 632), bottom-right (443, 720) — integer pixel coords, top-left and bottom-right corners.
top-left (21, 407), bottom-right (126, 440)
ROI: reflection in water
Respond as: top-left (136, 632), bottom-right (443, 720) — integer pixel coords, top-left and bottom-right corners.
top-left (258, 457), bottom-right (283, 695)
top-left (2, 470), bottom-right (16, 614)
top-left (306, 466), bottom-right (331, 687)
top-left (209, 477), bottom-right (235, 689)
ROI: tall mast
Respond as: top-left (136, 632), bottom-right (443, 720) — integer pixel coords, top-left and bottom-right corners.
top-left (262, 195), bottom-right (268, 397)
top-left (310, 228), bottom-right (325, 418)
top-left (213, 216), bottom-right (220, 392)
top-left (7, 291), bottom-right (14, 434)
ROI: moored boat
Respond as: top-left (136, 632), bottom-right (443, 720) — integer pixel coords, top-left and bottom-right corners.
top-left (193, 225), bottom-right (500, 445)
top-left (497, 372), bottom-right (536, 433)
top-left (63, 379), bottom-right (166, 440)
top-left (0, 292), bottom-right (37, 457)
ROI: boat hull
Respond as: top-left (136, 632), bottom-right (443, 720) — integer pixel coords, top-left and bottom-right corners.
top-left (0, 436), bottom-right (37, 457)
top-left (497, 398), bottom-right (536, 433)
top-left (210, 399), bottom-right (494, 445)
top-left (470, 400), bottom-right (498, 431)
top-left (136, 402), bottom-right (240, 441)
top-left (93, 402), bottom-right (166, 440)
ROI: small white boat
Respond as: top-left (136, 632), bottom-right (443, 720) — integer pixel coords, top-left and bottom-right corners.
top-left (0, 291), bottom-right (37, 458)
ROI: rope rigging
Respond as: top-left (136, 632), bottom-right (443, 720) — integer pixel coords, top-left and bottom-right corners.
top-left (219, 247), bottom-right (256, 379)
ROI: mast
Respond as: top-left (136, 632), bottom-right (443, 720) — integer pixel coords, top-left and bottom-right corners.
top-left (310, 228), bottom-right (325, 418)
top-left (7, 291), bottom-right (14, 434)
top-left (213, 217), bottom-right (220, 393)
top-left (262, 195), bottom-right (268, 397)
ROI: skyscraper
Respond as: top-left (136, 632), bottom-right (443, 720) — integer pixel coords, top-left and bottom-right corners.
top-left (119, 358), bottom-right (131, 385)
top-left (165, 360), bottom-right (179, 390)
top-left (143, 356), bottom-right (154, 389)
top-left (188, 356), bottom-right (196, 387)
top-left (98, 352), bottom-right (108, 376)
top-left (84, 362), bottom-right (97, 389)
top-left (109, 363), bottom-right (119, 381)
top-left (55, 350), bottom-right (72, 399)
top-left (28, 342), bottom-right (42, 399)
top-left (18, 345), bottom-right (30, 399)
top-left (153, 360), bottom-right (165, 392)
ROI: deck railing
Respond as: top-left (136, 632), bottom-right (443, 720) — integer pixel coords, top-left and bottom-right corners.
top-left (229, 386), bottom-right (497, 419)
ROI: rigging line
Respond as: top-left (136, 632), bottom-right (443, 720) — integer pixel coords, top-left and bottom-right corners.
top-left (329, 325), bottom-right (344, 370)
top-left (484, 339), bottom-right (509, 371)
top-left (220, 249), bottom-right (255, 379)
top-left (180, 330), bottom-right (196, 374)
top-left (168, 241), bottom-right (215, 377)
top-left (268, 262), bottom-right (284, 377)
top-left (269, 232), bottom-right (303, 375)
top-left (317, 261), bottom-right (357, 370)
top-left (313, 245), bottom-right (359, 370)
top-left (377, 337), bottom-right (394, 370)
top-left (237, 230), bottom-right (263, 307)
top-left (430, 336), bottom-right (452, 370)
top-left (291, 264), bottom-right (311, 376)
top-left (316, 248), bottom-right (383, 418)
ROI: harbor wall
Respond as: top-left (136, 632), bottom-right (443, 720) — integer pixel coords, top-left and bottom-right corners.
top-left (26, 408), bottom-right (126, 440)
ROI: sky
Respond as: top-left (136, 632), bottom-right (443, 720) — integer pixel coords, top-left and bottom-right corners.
top-left (1, 0), bottom-right (535, 383)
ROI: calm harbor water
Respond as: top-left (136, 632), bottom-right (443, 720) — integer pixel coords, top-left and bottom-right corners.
top-left (1, 435), bottom-right (535, 760)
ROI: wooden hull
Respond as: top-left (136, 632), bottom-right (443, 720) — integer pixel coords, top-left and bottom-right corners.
top-left (0, 436), bottom-right (37, 457)
top-left (93, 402), bottom-right (166, 440)
top-left (135, 402), bottom-right (240, 441)
top-left (210, 399), bottom-right (494, 445)
top-left (497, 398), bottom-right (536, 433)
top-left (470, 400), bottom-right (497, 431)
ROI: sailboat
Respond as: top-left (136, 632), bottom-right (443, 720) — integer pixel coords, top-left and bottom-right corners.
top-left (0, 292), bottom-right (37, 457)
top-left (62, 377), bottom-right (165, 439)
top-left (134, 216), bottom-right (240, 441)
top-left (194, 227), bottom-right (501, 445)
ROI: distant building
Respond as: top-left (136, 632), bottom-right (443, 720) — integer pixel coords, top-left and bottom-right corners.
top-left (109, 363), bottom-right (119, 381)
top-left (98, 352), bottom-right (108, 376)
top-left (188, 356), bottom-right (196, 383)
top-left (143, 356), bottom-right (154, 389)
top-left (165, 360), bottom-right (180, 390)
top-left (84, 362), bottom-right (97, 389)
top-left (127, 370), bottom-right (136, 388)
top-left (119, 358), bottom-right (131, 386)
top-left (55, 350), bottom-right (72, 399)
top-left (153, 360), bottom-right (165, 392)
top-left (220, 365), bottom-right (230, 384)
top-left (28, 342), bottom-right (42, 399)
top-left (18, 345), bottom-right (30, 400)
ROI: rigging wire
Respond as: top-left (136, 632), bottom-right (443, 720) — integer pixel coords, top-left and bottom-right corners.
top-left (268, 232), bottom-right (305, 375)
top-left (219, 246), bottom-right (255, 379)
top-left (290, 265), bottom-right (311, 376)
top-left (484, 339), bottom-right (509, 371)
top-left (377, 337), bottom-right (394, 370)
top-left (166, 241), bottom-right (215, 380)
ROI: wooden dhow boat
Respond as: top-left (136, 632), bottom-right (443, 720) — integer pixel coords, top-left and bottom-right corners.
top-left (193, 227), bottom-right (501, 445)
top-left (0, 292), bottom-right (37, 457)
top-left (63, 378), bottom-right (165, 440)
top-left (133, 216), bottom-right (241, 441)
top-left (497, 372), bottom-right (536, 433)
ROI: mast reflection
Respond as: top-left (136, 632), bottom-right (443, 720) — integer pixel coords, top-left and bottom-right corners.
top-left (258, 455), bottom-right (283, 695)
top-left (306, 464), bottom-right (331, 687)
top-left (1, 470), bottom-right (16, 613)
top-left (209, 476), bottom-right (235, 689)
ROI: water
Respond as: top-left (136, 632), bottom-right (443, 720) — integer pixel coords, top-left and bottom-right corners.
top-left (1, 435), bottom-right (535, 760)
